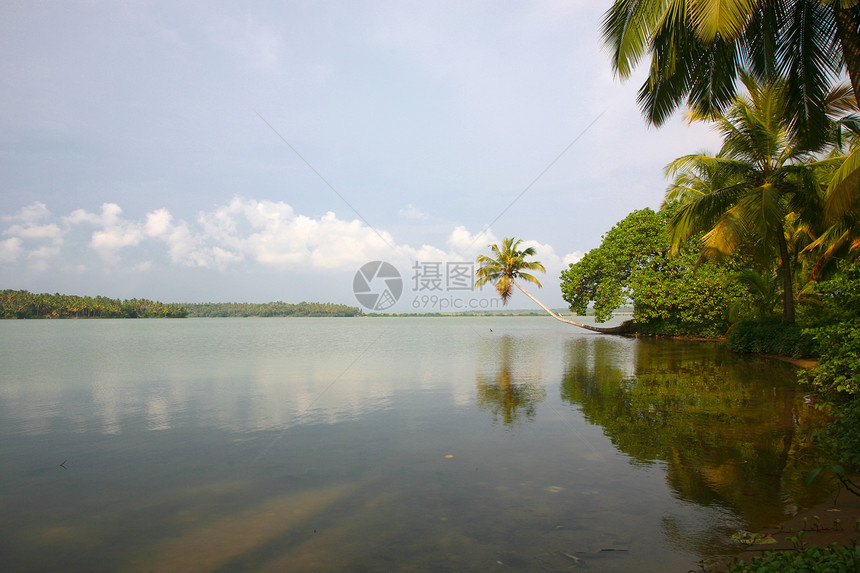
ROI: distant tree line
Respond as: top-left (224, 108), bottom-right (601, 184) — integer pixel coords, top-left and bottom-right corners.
top-left (184, 301), bottom-right (363, 317)
top-left (1, 290), bottom-right (188, 318)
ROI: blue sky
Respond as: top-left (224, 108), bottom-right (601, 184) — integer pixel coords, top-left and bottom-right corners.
top-left (1, 1), bottom-right (721, 311)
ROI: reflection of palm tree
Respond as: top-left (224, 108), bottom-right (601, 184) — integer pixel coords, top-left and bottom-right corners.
top-left (476, 336), bottom-right (546, 427)
top-left (476, 237), bottom-right (631, 333)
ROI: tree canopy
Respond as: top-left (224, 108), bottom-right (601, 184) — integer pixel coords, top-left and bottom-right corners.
top-left (663, 74), bottom-right (846, 323)
top-left (560, 207), bottom-right (756, 337)
top-left (602, 0), bottom-right (860, 149)
top-left (183, 301), bottom-right (363, 318)
top-left (0, 290), bottom-right (188, 319)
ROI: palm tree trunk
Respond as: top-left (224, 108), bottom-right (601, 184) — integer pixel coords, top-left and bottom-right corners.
top-left (776, 223), bottom-right (796, 325)
top-left (512, 280), bottom-right (632, 334)
top-left (835, 5), bottom-right (860, 107)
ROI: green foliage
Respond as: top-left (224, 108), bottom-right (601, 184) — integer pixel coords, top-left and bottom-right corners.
top-left (806, 322), bottom-right (860, 395)
top-left (630, 254), bottom-right (751, 338)
top-left (726, 543), bottom-right (860, 573)
top-left (601, 0), bottom-right (858, 148)
top-left (475, 237), bottom-right (546, 305)
top-left (0, 290), bottom-right (187, 318)
top-left (817, 400), bottom-right (860, 472)
top-left (802, 261), bottom-right (860, 395)
top-left (726, 318), bottom-right (819, 358)
top-left (817, 260), bottom-right (860, 319)
top-left (560, 208), bottom-right (667, 323)
top-left (560, 207), bottom-right (753, 336)
top-left (183, 301), bottom-right (363, 317)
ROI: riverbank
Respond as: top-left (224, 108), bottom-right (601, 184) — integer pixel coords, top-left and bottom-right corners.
top-left (707, 482), bottom-right (860, 571)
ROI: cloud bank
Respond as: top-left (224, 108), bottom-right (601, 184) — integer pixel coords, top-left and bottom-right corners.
top-left (1, 199), bottom-right (581, 279)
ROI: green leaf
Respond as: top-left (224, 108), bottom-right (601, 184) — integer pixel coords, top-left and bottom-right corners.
top-left (825, 146), bottom-right (860, 219)
top-left (806, 465), bottom-right (823, 485)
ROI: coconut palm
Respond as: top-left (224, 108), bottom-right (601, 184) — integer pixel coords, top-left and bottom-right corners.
top-left (664, 75), bottom-right (842, 324)
top-left (476, 237), bottom-right (631, 333)
top-left (823, 102), bottom-right (860, 236)
top-left (601, 0), bottom-right (860, 149)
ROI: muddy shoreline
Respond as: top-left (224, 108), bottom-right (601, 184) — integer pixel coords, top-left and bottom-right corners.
top-left (706, 481), bottom-right (860, 571)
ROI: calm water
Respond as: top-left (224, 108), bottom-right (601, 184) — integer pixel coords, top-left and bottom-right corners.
top-left (0, 317), bottom-right (829, 572)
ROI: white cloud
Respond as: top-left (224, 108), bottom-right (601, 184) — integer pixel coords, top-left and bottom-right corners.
top-left (27, 243), bottom-right (62, 271)
top-left (160, 220), bottom-right (240, 269)
top-left (1, 202), bottom-right (65, 269)
top-left (206, 14), bottom-right (284, 73)
top-left (3, 202), bottom-right (64, 241)
top-left (192, 198), bottom-right (395, 270)
top-left (3, 222), bottom-right (62, 240)
top-left (67, 203), bottom-right (145, 262)
top-left (2, 202), bottom-right (52, 224)
top-left (519, 239), bottom-right (570, 273)
top-left (562, 251), bottom-right (584, 266)
top-left (398, 204), bottom-right (429, 220)
top-left (144, 209), bottom-right (173, 238)
top-left (446, 226), bottom-right (497, 257)
top-left (66, 203), bottom-right (125, 227)
top-left (0, 198), bottom-right (578, 298)
top-left (0, 237), bottom-right (23, 263)
top-left (91, 226), bottom-right (144, 253)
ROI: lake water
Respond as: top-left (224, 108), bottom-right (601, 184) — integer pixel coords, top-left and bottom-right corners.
top-left (0, 317), bottom-right (830, 572)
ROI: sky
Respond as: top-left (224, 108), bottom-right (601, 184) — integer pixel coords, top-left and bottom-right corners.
top-left (0, 1), bottom-right (723, 312)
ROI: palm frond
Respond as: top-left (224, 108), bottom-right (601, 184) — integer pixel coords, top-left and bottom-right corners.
top-left (826, 146), bottom-right (860, 219)
top-left (743, 1), bottom-right (781, 81)
top-left (499, 277), bottom-right (514, 304)
top-left (685, 34), bottom-right (743, 120)
top-left (667, 181), bottom-right (749, 250)
top-left (516, 272), bottom-right (543, 288)
top-left (475, 237), bottom-right (547, 302)
top-left (735, 183), bottom-right (786, 249)
top-left (779, 0), bottom-right (842, 149)
top-left (701, 202), bottom-right (748, 256)
top-left (602, 0), bottom-right (666, 78)
top-left (687, 0), bottom-right (758, 42)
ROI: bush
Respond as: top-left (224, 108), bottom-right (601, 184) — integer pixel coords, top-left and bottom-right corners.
top-left (801, 261), bottom-right (860, 396)
top-left (726, 317), bottom-right (818, 358)
top-left (814, 399), bottom-right (860, 471)
top-left (630, 258), bottom-right (752, 338)
top-left (803, 322), bottom-right (860, 395)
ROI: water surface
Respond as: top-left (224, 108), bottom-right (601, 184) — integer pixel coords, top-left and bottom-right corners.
top-left (0, 317), bottom-right (828, 571)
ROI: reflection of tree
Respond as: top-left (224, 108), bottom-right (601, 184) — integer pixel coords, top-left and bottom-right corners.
top-left (560, 337), bottom-right (830, 553)
top-left (476, 336), bottom-right (546, 428)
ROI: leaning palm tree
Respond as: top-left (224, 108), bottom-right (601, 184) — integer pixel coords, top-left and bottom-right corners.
top-left (475, 237), bottom-right (631, 334)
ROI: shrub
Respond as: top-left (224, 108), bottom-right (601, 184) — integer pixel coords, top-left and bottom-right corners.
top-left (726, 317), bottom-right (818, 358)
top-left (803, 322), bottom-right (860, 395)
top-left (801, 261), bottom-right (860, 396)
top-left (815, 399), bottom-right (860, 471)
